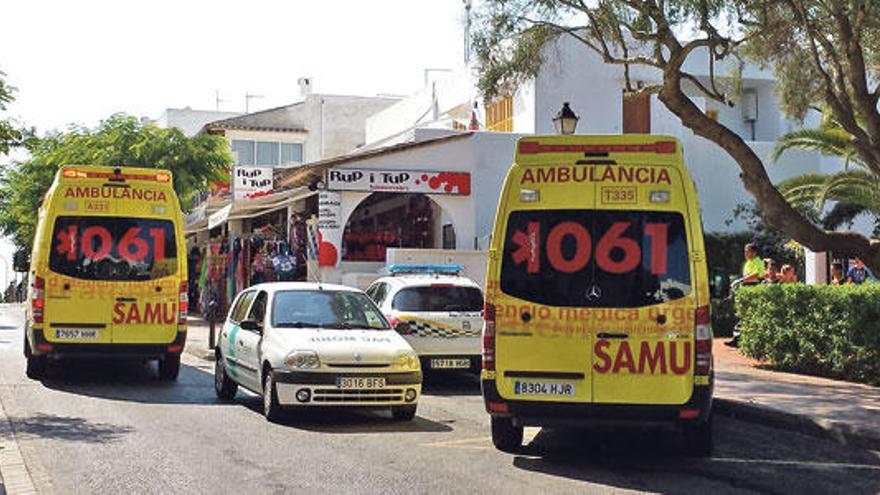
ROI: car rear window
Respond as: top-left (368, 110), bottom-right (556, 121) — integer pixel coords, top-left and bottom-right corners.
top-left (500, 209), bottom-right (691, 308)
top-left (49, 216), bottom-right (178, 281)
top-left (392, 286), bottom-right (484, 312)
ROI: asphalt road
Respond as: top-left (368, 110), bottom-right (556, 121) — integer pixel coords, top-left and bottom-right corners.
top-left (1, 304), bottom-right (879, 494)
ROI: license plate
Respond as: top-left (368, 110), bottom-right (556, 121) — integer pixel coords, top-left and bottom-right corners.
top-left (514, 380), bottom-right (576, 397)
top-left (431, 358), bottom-right (471, 369)
top-left (54, 328), bottom-right (99, 340)
top-left (336, 377), bottom-right (386, 389)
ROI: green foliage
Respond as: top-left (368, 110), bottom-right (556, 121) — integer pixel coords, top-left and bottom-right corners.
top-left (736, 284), bottom-right (880, 385)
top-left (0, 70), bottom-right (33, 155)
top-left (0, 114), bottom-right (232, 252)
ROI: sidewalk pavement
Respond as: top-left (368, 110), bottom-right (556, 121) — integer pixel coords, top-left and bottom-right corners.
top-left (713, 338), bottom-right (880, 451)
top-left (182, 316), bottom-right (880, 451)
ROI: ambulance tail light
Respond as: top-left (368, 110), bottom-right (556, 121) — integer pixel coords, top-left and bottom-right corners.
top-left (32, 276), bottom-right (45, 324)
top-left (695, 305), bottom-right (712, 376)
top-left (482, 302), bottom-right (496, 371)
top-left (178, 281), bottom-right (188, 325)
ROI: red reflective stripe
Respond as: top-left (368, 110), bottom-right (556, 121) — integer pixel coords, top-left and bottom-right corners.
top-left (518, 141), bottom-right (677, 155)
top-left (167, 345), bottom-right (183, 353)
top-left (679, 408), bottom-right (701, 419)
top-left (430, 283), bottom-right (454, 287)
top-left (695, 305), bottom-right (711, 325)
top-left (487, 401), bottom-right (508, 413)
top-left (36, 343), bottom-right (53, 352)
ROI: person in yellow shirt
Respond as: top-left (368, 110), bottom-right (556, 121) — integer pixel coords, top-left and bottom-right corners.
top-left (741, 243), bottom-right (765, 285)
top-left (727, 242), bottom-right (764, 348)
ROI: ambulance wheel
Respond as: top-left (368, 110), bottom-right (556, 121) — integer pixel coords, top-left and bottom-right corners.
top-left (491, 417), bottom-right (523, 453)
top-left (682, 417), bottom-right (713, 457)
top-left (214, 355), bottom-right (238, 400)
top-left (262, 370), bottom-right (283, 423)
top-left (391, 404), bottom-right (417, 421)
top-left (26, 353), bottom-right (47, 380)
top-left (158, 354), bottom-right (181, 381)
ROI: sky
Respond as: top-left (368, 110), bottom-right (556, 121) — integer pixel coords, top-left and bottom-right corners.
top-left (0, 0), bottom-right (469, 133)
top-left (0, 0), bottom-right (470, 284)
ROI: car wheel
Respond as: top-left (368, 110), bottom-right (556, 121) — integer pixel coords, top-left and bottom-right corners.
top-left (682, 416), bottom-right (713, 457)
top-left (214, 355), bottom-right (238, 400)
top-left (391, 404), bottom-right (417, 421)
top-left (491, 417), bottom-right (523, 453)
top-left (263, 370), bottom-right (283, 422)
top-left (158, 354), bottom-right (181, 381)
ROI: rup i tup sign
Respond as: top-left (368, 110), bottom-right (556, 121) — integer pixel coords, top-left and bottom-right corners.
top-left (233, 166), bottom-right (274, 201)
top-left (326, 169), bottom-right (471, 196)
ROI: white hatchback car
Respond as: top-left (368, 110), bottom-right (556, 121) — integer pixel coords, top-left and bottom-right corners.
top-left (366, 265), bottom-right (484, 372)
top-left (213, 282), bottom-right (422, 422)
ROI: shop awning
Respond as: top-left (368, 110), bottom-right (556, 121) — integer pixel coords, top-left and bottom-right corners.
top-left (187, 187), bottom-right (316, 234)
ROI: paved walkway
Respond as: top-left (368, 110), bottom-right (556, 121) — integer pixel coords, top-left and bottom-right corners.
top-left (182, 315), bottom-right (880, 451)
top-left (713, 338), bottom-right (880, 451)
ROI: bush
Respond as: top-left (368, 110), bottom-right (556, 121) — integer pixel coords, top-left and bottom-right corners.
top-left (735, 284), bottom-right (880, 385)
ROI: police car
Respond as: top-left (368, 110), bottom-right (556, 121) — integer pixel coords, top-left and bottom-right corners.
top-left (366, 265), bottom-right (484, 372)
top-left (213, 282), bottom-right (422, 422)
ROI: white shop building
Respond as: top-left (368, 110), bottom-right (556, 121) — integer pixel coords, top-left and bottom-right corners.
top-left (276, 129), bottom-right (522, 287)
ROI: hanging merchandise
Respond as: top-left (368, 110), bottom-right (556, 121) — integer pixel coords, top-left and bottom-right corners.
top-left (273, 243), bottom-right (297, 281)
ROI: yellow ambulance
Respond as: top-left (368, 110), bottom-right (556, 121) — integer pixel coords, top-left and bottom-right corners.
top-left (25, 166), bottom-right (188, 380)
top-left (482, 135), bottom-right (714, 455)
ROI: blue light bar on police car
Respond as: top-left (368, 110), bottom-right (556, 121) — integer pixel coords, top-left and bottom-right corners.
top-left (388, 264), bottom-right (463, 275)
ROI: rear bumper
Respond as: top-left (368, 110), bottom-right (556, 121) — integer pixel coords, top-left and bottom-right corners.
top-left (482, 377), bottom-right (714, 427)
top-left (28, 327), bottom-right (186, 359)
top-left (274, 370), bottom-right (422, 407)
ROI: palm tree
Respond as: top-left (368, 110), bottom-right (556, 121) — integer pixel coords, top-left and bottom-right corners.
top-left (772, 118), bottom-right (880, 230)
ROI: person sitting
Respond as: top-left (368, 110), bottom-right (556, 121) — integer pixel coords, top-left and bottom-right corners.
top-left (763, 259), bottom-right (781, 284)
top-left (846, 257), bottom-right (872, 285)
top-left (830, 262), bottom-right (845, 285)
top-left (780, 264), bottom-right (798, 283)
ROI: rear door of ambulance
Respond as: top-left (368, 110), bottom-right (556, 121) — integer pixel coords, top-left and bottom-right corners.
top-left (491, 139), bottom-right (599, 404)
top-left (109, 170), bottom-right (181, 345)
top-left (492, 136), bottom-right (695, 407)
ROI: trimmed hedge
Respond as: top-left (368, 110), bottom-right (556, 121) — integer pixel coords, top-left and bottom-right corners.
top-left (735, 284), bottom-right (880, 385)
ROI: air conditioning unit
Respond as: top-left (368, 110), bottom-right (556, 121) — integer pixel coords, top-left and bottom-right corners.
top-left (742, 90), bottom-right (758, 122)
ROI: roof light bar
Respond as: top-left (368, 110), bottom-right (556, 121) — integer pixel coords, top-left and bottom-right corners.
top-left (387, 264), bottom-right (463, 276)
top-left (518, 141), bottom-right (677, 155)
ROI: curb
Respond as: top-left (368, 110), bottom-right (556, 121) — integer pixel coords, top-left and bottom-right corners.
top-left (0, 400), bottom-right (37, 495)
top-left (714, 397), bottom-right (880, 452)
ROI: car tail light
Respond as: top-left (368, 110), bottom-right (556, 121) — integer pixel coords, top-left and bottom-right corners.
top-left (695, 305), bottom-right (712, 376)
top-left (178, 281), bottom-right (188, 325)
top-left (482, 302), bottom-right (496, 371)
top-left (32, 276), bottom-right (45, 324)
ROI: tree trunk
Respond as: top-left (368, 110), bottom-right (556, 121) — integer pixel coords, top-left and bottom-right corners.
top-left (657, 71), bottom-right (880, 275)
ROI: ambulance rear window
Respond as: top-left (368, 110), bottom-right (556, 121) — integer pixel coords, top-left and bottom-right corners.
top-left (49, 216), bottom-right (178, 281)
top-left (500, 209), bottom-right (691, 308)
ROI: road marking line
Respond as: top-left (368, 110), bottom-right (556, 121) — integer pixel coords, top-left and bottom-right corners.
top-left (420, 436), bottom-right (492, 449)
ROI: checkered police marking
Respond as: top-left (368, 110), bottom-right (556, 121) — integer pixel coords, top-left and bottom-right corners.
top-left (401, 318), bottom-right (481, 338)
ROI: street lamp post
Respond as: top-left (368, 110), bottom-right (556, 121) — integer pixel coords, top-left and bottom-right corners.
top-left (553, 102), bottom-right (580, 135)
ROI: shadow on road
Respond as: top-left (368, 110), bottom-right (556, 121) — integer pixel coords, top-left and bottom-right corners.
top-left (236, 397), bottom-right (454, 434)
top-left (38, 359), bottom-right (218, 405)
top-left (0, 412), bottom-right (133, 444)
top-left (420, 369), bottom-right (481, 397)
top-left (511, 417), bottom-right (880, 495)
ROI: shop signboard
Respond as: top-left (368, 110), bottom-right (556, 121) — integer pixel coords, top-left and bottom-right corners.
top-left (326, 168), bottom-right (470, 196)
top-left (233, 166), bottom-right (274, 201)
top-left (317, 191), bottom-right (343, 267)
